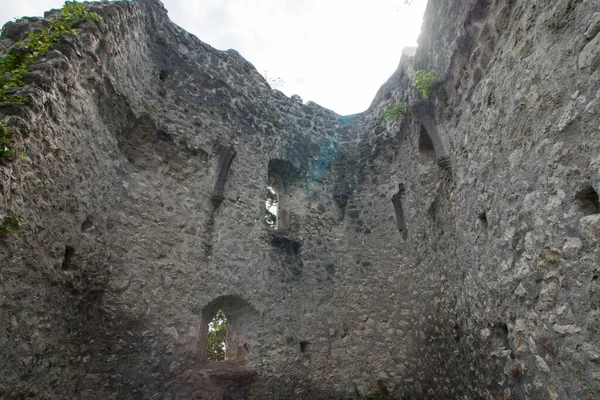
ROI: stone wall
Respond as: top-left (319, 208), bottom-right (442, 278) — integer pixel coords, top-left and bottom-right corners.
top-left (0, 0), bottom-right (598, 399)
top-left (357, 0), bottom-right (600, 398)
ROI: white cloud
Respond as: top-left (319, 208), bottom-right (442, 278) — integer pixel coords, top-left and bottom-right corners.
top-left (0, 0), bottom-right (427, 115)
top-left (1, 0), bottom-right (66, 22)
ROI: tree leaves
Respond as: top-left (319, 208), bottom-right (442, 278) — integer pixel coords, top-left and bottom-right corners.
top-left (0, 121), bottom-right (17, 160)
top-left (415, 69), bottom-right (436, 99)
top-left (379, 101), bottom-right (408, 121)
top-left (206, 309), bottom-right (227, 362)
top-left (265, 186), bottom-right (278, 228)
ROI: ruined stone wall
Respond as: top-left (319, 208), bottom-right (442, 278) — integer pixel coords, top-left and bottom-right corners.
top-left (352, 0), bottom-right (600, 398)
top-left (0, 1), bottom-right (353, 398)
top-left (0, 0), bottom-right (599, 399)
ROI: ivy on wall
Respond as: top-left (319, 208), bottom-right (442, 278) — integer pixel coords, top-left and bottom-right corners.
top-left (0, 1), bottom-right (101, 160)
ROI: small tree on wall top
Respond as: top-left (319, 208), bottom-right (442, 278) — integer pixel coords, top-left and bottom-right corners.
top-left (415, 69), bottom-right (436, 99)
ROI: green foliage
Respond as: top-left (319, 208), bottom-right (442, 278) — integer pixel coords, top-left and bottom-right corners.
top-left (0, 1), bottom-right (100, 107)
top-left (0, 214), bottom-right (24, 238)
top-left (415, 69), bottom-right (437, 99)
top-left (207, 309), bottom-right (227, 362)
top-left (0, 121), bottom-right (17, 159)
top-left (379, 101), bottom-right (407, 121)
top-left (265, 186), bottom-right (278, 228)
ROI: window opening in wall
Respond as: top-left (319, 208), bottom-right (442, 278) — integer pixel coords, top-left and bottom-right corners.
top-left (61, 245), bottom-right (75, 270)
top-left (207, 309), bottom-right (228, 362)
top-left (418, 125), bottom-right (435, 157)
top-left (478, 211), bottom-right (488, 229)
top-left (267, 159), bottom-right (298, 231)
top-left (417, 125), bottom-right (438, 183)
top-left (200, 295), bottom-right (257, 365)
top-left (300, 341), bottom-right (312, 353)
top-left (265, 185), bottom-right (278, 228)
top-left (392, 183), bottom-right (407, 240)
top-left (575, 185), bottom-right (599, 215)
top-left (491, 322), bottom-right (509, 348)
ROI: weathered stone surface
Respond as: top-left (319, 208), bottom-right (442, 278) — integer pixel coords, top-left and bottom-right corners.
top-left (585, 12), bottom-right (600, 39)
top-left (562, 237), bottom-right (583, 259)
top-left (0, 0), bottom-right (598, 399)
top-left (580, 33), bottom-right (600, 69)
top-left (580, 214), bottom-right (600, 241)
top-left (535, 355), bottom-right (551, 373)
top-left (552, 324), bottom-right (582, 335)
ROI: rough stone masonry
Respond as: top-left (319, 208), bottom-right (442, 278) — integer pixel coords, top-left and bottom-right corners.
top-left (0, 0), bottom-right (599, 398)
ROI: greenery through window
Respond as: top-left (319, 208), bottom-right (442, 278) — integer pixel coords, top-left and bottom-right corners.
top-left (207, 309), bottom-right (227, 362)
top-left (265, 186), bottom-right (278, 228)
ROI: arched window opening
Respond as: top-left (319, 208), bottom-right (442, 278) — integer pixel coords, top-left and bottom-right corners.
top-left (266, 173), bottom-right (287, 230)
top-left (265, 184), bottom-right (278, 228)
top-left (199, 295), bottom-right (258, 365)
top-left (418, 125), bottom-right (436, 160)
top-left (418, 126), bottom-right (437, 185)
top-left (206, 309), bottom-right (228, 362)
top-left (417, 116), bottom-right (452, 172)
top-left (267, 159), bottom-right (299, 232)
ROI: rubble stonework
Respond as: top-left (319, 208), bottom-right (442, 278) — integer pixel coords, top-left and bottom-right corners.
top-left (0, 0), bottom-right (599, 398)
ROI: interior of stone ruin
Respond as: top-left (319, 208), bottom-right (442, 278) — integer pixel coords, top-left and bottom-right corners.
top-left (0, 0), bottom-right (599, 399)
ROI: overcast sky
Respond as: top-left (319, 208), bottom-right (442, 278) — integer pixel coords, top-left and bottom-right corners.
top-left (0, 0), bottom-right (427, 115)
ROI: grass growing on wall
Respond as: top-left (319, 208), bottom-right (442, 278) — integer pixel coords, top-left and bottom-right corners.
top-left (0, 121), bottom-right (17, 159)
top-left (0, 2), bottom-right (100, 160)
top-left (0, 1), bottom-right (101, 107)
top-left (0, 214), bottom-right (23, 238)
top-left (379, 101), bottom-right (408, 121)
